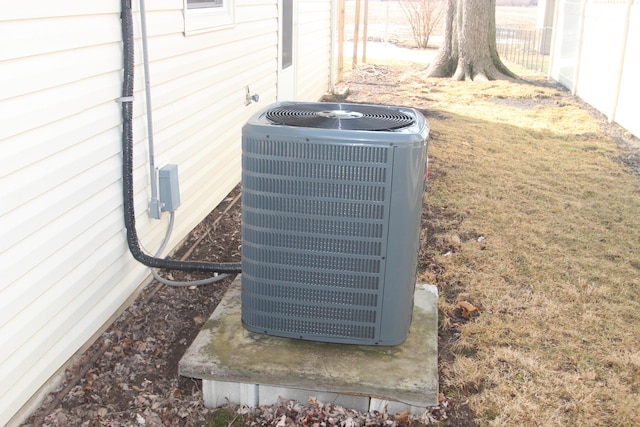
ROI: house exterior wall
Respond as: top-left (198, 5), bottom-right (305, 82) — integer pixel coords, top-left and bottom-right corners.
top-left (296, 1), bottom-right (333, 101)
top-left (0, 1), bottom-right (333, 425)
top-left (551, 0), bottom-right (581, 88)
top-left (611, 0), bottom-right (640, 137)
top-left (550, 0), bottom-right (639, 138)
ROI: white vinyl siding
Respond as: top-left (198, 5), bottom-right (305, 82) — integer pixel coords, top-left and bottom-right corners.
top-left (296, 1), bottom-right (332, 101)
top-left (570, 1), bottom-right (625, 121)
top-left (610, 0), bottom-right (639, 138)
top-left (550, 0), bottom-right (640, 138)
top-left (0, 4), bottom-right (148, 423)
top-left (0, 1), bottom-right (332, 425)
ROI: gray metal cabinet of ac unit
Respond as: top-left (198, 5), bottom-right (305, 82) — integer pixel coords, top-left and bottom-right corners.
top-left (241, 102), bottom-right (429, 345)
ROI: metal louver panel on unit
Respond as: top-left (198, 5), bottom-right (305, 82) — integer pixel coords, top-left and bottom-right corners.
top-left (242, 137), bottom-right (392, 342)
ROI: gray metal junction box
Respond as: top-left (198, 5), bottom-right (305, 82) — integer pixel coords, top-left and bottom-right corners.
top-left (241, 102), bottom-right (429, 345)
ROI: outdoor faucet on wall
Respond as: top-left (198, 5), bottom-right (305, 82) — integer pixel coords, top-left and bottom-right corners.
top-left (245, 86), bottom-right (260, 105)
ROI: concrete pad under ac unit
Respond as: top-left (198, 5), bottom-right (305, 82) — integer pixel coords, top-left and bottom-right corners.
top-left (179, 275), bottom-right (438, 415)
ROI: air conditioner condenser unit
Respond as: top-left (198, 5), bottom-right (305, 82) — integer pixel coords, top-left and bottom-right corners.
top-left (241, 101), bottom-right (429, 345)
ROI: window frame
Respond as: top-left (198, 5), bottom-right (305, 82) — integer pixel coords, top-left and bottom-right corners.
top-left (184, 0), bottom-right (235, 35)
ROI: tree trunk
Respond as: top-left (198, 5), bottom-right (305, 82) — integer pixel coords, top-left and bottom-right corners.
top-left (426, 0), bottom-right (517, 81)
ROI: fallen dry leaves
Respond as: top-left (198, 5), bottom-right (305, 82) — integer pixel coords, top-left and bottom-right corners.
top-left (457, 301), bottom-right (478, 319)
top-left (230, 397), bottom-right (447, 426)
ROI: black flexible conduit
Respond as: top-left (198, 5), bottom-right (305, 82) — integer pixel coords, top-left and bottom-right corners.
top-left (120, 0), bottom-right (241, 274)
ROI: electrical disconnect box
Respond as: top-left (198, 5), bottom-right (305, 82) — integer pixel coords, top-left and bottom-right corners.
top-left (159, 164), bottom-right (180, 212)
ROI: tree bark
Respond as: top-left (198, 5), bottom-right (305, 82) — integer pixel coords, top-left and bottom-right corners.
top-left (426, 0), bottom-right (517, 81)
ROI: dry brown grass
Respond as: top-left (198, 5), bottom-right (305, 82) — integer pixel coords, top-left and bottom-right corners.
top-left (335, 64), bottom-right (640, 426)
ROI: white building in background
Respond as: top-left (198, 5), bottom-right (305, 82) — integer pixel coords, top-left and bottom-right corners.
top-left (0, 1), bottom-right (335, 425)
top-left (548, 0), bottom-right (639, 138)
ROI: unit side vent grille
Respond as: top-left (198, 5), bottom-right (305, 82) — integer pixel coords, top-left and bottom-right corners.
top-left (243, 176), bottom-right (386, 201)
top-left (242, 211), bottom-right (384, 238)
top-left (242, 137), bottom-right (393, 341)
top-left (243, 157), bottom-right (388, 182)
top-left (248, 282), bottom-right (379, 305)
top-left (243, 194), bottom-right (385, 219)
top-left (243, 230), bottom-right (382, 256)
top-left (243, 313), bottom-right (377, 340)
top-left (244, 298), bottom-right (377, 323)
top-left (243, 246), bottom-right (381, 273)
top-left (247, 138), bottom-right (389, 163)
top-left (242, 265), bottom-right (379, 290)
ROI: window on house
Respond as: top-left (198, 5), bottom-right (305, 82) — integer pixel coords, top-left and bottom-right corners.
top-left (184, 0), bottom-right (234, 34)
top-left (281, 0), bottom-right (293, 69)
top-left (187, 0), bottom-right (223, 9)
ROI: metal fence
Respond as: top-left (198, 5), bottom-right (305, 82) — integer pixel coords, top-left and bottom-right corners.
top-left (496, 27), bottom-right (553, 74)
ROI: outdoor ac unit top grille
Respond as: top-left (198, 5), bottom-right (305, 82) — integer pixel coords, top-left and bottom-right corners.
top-left (265, 103), bottom-right (415, 131)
